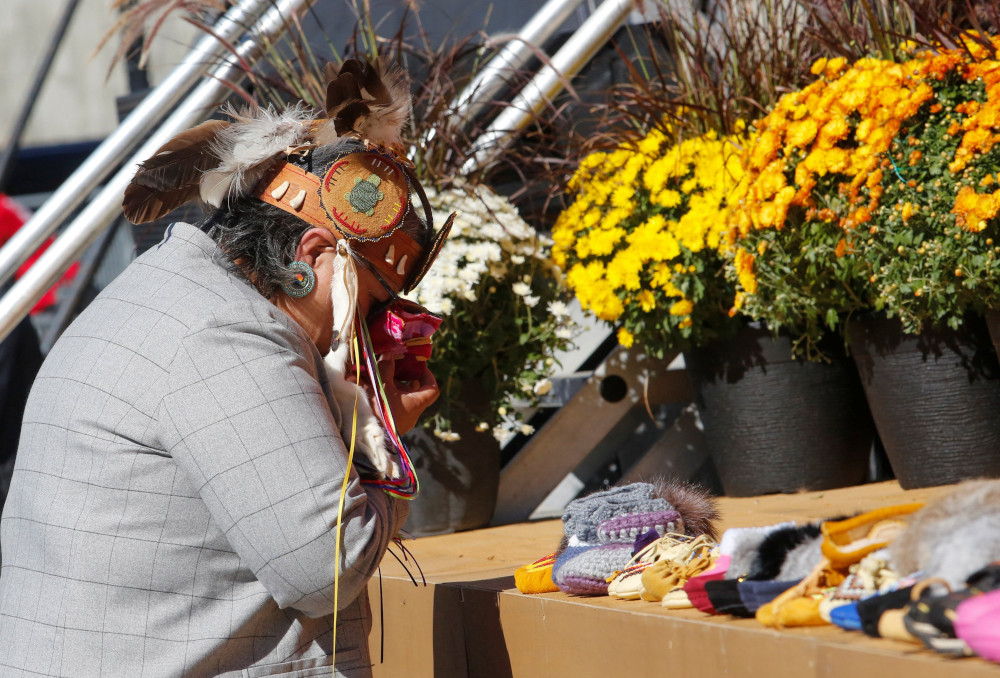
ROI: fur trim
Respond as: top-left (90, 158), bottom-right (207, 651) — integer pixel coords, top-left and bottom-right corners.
top-left (721, 522), bottom-right (797, 579)
top-left (746, 523), bottom-right (823, 581)
top-left (648, 476), bottom-right (720, 541)
top-left (776, 534), bottom-right (824, 581)
top-left (199, 104), bottom-right (314, 207)
top-left (889, 479), bottom-right (1000, 588)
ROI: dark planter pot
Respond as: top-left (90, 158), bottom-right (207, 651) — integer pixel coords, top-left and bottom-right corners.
top-left (847, 314), bottom-right (1000, 489)
top-left (685, 325), bottom-right (875, 497)
top-left (985, 309), bottom-right (1000, 361)
top-left (401, 385), bottom-right (500, 537)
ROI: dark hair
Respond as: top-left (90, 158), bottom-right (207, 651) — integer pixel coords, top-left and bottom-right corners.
top-left (198, 139), bottom-right (433, 299)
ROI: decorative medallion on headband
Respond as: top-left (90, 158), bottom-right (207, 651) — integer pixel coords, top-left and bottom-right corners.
top-left (318, 151), bottom-right (410, 241)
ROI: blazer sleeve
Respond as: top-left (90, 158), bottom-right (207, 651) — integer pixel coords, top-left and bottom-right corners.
top-left (160, 305), bottom-right (409, 618)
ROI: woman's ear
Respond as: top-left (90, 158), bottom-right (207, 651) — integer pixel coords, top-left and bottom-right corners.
top-left (295, 228), bottom-right (339, 266)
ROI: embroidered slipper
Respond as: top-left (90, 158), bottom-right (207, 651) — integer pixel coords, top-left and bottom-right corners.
top-left (639, 541), bottom-right (717, 603)
top-left (756, 557), bottom-right (845, 628)
top-left (553, 543), bottom-right (634, 596)
top-left (818, 548), bottom-right (899, 622)
top-left (820, 504), bottom-right (923, 570)
top-left (738, 579), bottom-right (801, 614)
top-left (858, 585), bottom-right (915, 638)
top-left (685, 554), bottom-right (730, 614)
top-left (515, 553), bottom-right (559, 594)
top-left (829, 601), bottom-right (863, 631)
top-left (607, 533), bottom-right (713, 601)
top-left (704, 579), bottom-right (749, 616)
top-left (879, 607), bottom-right (920, 644)
top-left (902, 579), bottom-right (975, 657)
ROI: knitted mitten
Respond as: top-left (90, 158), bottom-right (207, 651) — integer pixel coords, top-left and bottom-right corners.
top-left (562, 483), bottom-right (672, 545)
top-left (552, 543), bottom-right (634, 595)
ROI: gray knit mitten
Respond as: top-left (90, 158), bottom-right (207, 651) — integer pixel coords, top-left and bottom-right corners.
top-left (562, 482), bottom-right (672, 544)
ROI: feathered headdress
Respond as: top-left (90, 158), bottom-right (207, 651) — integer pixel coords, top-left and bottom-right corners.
top-left (123, 57), bottom-right (452, 295)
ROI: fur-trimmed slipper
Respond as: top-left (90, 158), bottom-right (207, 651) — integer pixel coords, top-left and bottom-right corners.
top-left (903, 579), bottom-right (975, 657)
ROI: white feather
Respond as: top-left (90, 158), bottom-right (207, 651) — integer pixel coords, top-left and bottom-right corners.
top-left (324, 242), bottom-right (400, 479)
top-left (356, 64), bottom-right (411, 149)
top-left (199, 104), bottom-right (314, 207)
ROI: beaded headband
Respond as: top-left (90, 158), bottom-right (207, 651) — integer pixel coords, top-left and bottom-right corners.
top-left (256, 148), bottom-right (453, 294)
top-left (122, 58), bottom-right (452, 295)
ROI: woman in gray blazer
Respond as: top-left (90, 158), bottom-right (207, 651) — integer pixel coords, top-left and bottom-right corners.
top-left (0, 60), bottom-right (448, 677)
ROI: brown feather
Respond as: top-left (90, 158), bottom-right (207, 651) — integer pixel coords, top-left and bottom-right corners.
top-left (338, 59), bottom-right (390, 103)
top-left (325, 72), bottom-right (365, 116)
top-left (333, 101), bottom-right (371, 136)
top-left (322, 58), bottom-right (410, 149)
top-left (123, 119), bottom-right (230, 224)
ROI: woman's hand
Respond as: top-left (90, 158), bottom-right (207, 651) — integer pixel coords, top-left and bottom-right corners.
top-left (372, 357), bottom-right (439, 435)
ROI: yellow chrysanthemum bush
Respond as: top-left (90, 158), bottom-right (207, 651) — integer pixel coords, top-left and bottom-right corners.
top-left (552, 126), bottom-right (745, 356)
top-left (731, 39), bottom-right (1000, 354)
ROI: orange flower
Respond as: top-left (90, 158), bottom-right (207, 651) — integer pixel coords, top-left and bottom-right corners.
top-left (952, 185), bottom-right (1000, 231)
top-left (734, 248), bottom-right (757, 294)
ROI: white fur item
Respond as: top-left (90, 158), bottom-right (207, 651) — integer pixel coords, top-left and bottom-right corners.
top-left (200, 104), bottom-right (316, 207)
top-left (776, 533), bottom-right (824, 581)
top-left (720, 521), bottom-right (797, 579)
top-left (889, 479), bottom-right (1000, 589)
top-left (323, 242), bottom-right (400, 479)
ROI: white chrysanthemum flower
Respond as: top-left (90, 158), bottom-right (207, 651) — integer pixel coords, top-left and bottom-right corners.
top-left (434, 429), bottom-right (462, 442)
top-left (511, 282), bottom-right (531, 297)
top-left (533, 378), bottom-right (553, 396)
top-left (547, 300), bottom-right (569, 317)
top-left (519, 424), bottom-right (535, 436)
top-left (407, 183), bottom-right (580, 442)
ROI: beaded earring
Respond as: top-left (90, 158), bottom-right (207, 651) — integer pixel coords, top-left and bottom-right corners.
top-left (282, 260), bottom-right (316, 298)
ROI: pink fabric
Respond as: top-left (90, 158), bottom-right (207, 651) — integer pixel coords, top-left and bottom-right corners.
top-left (366, 300), bottom-right (441, 380)
top-left (956, 589), bottom-right (1000, 663)
top-left (685, 554), bottom-right (730, 614)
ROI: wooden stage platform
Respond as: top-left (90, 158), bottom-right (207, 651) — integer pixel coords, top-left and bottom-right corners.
top-left (368, 481), bottom-right (1000, 677)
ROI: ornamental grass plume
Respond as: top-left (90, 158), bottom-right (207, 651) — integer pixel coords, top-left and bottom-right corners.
top-left (731, 35), bottom-right (1000, 355)
top-left (551, 125), bottom-right (746, 356)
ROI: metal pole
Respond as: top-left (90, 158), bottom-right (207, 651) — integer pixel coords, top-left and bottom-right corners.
top-left (0, 0), bottom-right (81, 194)
top-left (0, 0), bottom-right (274, 290)
top-left (0, 0), bottom-right (316, 342)
top-left (448, 0), bottom-right (587, 130)
top-left (461, 0), bottom-right (634, 175)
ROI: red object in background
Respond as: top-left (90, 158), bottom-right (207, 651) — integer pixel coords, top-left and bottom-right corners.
top-left (366, 299), bottom-right (442, 381)
top-left (0, 194), bottom-right (79, 314)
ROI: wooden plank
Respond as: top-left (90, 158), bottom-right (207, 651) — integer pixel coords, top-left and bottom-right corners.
top-left (492, 347), bottom-right (693, 525)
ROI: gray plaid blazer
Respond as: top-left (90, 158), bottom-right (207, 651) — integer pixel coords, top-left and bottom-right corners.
top-left (0, 223), bottom-right (408, 677)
